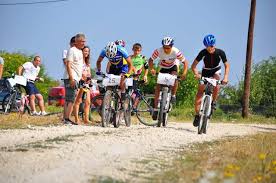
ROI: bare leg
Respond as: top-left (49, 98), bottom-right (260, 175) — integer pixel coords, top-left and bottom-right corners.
top-left (84, 90), bottom-right (91, 123)
top-left (36, 94), bottom-right (45, 112)
top-left (154, 84), bottom-right (161, 108)
top-left (212, 74), bottom-right (221, 102)
top-left (194, 84), bottom-right (205, 114)
top-left (29, 94), bottom-right (36, 112)
top-left (74, 90), bottom-right (83, 124)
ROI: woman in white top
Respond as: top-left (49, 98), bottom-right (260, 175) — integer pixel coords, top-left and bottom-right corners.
top-left (74, 46), bottom-right (92, 124)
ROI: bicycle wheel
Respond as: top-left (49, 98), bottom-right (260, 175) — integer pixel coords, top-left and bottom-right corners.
top-left (158, 87), bottom-right (168, 127)
top-left (101, 90), bottom-right (112, 127)
top-left (198, 96), bottom-right (211, 134)
top-left (112, 96), bottom-right (121, 128)
top-left (136, 95), bottom-right (157, 126)
top-left (123, 95), bottom-right (131, 127)
top-left (2, 93), bottom-right (15, 114)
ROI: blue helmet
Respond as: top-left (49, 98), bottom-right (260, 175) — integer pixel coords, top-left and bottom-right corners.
top-left (203, 34), bottom-right (216, 47)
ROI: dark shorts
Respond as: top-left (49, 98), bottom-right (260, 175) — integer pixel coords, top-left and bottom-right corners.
top-left (160, 65), bottom-right (178, 74)
top-left (108, 64), bottom-right (128, 75)
top-left (24, 82), bottom-right (40, 95)
top-left (64, 79), bottom-right (79, 103)
top-left (202, 66), bottom-right (221, 78)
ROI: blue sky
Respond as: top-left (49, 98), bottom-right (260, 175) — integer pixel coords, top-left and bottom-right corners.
top-left (0, 0), bottom-right (275, 84)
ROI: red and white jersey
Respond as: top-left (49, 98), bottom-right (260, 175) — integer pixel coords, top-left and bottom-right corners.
top-left (151, 47), bottom-right (186, 69)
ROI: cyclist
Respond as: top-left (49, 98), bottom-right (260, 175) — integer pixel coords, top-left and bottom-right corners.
top-left (96, 42), bottom-right (135, 100)
top-left (191, 34), bottom-right (230, 127)
top-left (149, 37), bottom-right (188, 120)
top-left (130, 43), bottom-right (149, 113)
top-left (106, 39), bottom-right (126, 73)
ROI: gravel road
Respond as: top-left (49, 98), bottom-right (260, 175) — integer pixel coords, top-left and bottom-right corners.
top-left (0, 123), bottom-right (275, 183)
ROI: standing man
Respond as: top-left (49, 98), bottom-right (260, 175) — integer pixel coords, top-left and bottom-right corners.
top-left (191, 34), bottom-right (230, 127)
top-left (18, 56), bottom-right (47, 116)
top-left (63, 33), bottom-right (86, 125)
top-left (0, 56), bottom-right (4, 79)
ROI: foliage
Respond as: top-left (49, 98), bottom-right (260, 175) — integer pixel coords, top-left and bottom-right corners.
top-left (0, 51), bottom-right (59, 99)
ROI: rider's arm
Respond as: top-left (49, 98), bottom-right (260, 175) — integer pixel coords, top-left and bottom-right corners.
top-left (181, 59), bottom-right (189, 79)
top-left (106, 61), bottom-right (111, 73)
top-left (191, 60), bottom-right (200, 79)
top-left (125, 56), bottom-right (134, 74)
top-left (223, 61), bottom-right (230, 84)
top-left (96, 56), bottom-right (104, 72)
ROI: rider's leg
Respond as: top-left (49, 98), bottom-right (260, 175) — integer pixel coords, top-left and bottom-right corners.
top-left (171, 70), bottom-right (178, 103)
top-left (212, 74), bottom-right (221, 103)
top-left (193, 84), bottom-right (205, 126)
top-left (120, 75), bottom-right (126, 100)
top-left (195, 84), bottom-right (205, 114)
top-left (154, 84), bottom-right (161, 109)
top-left (84, 90), bottom-right (91, 123)
top-left (73, 89), bottom-right (83, 124)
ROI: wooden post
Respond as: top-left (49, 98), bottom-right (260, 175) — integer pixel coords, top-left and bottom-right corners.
top-left (242, 0), bottom-right (256, 118)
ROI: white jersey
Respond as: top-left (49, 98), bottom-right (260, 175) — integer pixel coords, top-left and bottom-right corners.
top-left (63, 46), bottom-right (84, 81)
top-left (151, 47), bottom-right (186, 69)
top-left (22, 62), bottom-right (40, 81)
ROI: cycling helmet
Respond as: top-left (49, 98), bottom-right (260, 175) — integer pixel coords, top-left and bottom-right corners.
top-left (105, 42), bottom-right (117, 58)
top-left (115, 39), bottom-right (126, 47)
top-left (203, 34), bottom-right (216, 47)
top-left (162, 37), bottom-right (174, 46)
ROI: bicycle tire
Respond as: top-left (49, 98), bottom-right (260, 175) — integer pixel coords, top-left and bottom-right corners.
top-left (158, 87), bottom-right (168, 127)
top-left (112, 95), bottom-right (121, 128)
top-left (2, 93), bottom-right (15, 114)
top-left (101, 90), bottom-right (112, 127)
top-left (136, 95), bottom-right (158, 126)
top-left (198, 96), bottom-right (211, 134)
top-left (123, 95), bottom-right (131, 127)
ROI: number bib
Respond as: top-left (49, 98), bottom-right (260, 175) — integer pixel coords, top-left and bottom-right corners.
top-left (102, 74), bottom-right (121, 86)
top-left (157, 73), bottom-right (177, 86)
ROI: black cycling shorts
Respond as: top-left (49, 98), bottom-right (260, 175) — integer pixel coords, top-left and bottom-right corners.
top-left (160, 65), bottom-right (178, 74)
top-left (202, 66), bottom-right (221, 78)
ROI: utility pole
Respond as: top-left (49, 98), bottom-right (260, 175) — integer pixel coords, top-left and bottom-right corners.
top-left (242, 0), bottom-right (256, 118)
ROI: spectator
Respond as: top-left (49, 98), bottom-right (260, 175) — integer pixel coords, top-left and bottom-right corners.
top-left (17, 56), bottom-right (47, 116)
top-left (62, 36), bottom-right (75, 66)
top-left (74, 46), bottom-right (91, 124)
top-left (0, 56), bottom-right (4, 79)
top-left (63, 33), bottom-right (86, 125)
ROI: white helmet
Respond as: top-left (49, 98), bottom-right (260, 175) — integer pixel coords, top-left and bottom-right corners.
top-left (162, 37), bottom-right (174, 46)
top-left (105, 42), bottom-right (117, 58)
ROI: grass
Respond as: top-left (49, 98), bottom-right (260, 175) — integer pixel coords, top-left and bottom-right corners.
top-left (149, 132), bottom-right (276, 183)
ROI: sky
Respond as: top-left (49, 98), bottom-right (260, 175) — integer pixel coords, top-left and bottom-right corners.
top-left (0, 0), bottom-right (275, 85)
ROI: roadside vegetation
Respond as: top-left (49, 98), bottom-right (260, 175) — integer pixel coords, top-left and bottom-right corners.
top-left (149, 132), bottom-right (276, 183)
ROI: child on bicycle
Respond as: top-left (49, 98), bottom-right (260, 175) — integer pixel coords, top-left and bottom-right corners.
top-left (191, 34), bottom-right (230, 127)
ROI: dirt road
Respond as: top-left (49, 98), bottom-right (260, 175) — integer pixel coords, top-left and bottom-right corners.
top-left (0, 123), bottom-right (275, 183)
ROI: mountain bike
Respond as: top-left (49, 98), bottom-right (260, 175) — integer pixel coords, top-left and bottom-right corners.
top-left (198, 77), bottom-right (221, 134)
top-left (100, 74), bottom-right (132, 128)
top-left (1, 75), bottom-right (31, 115)
top-left (156, 73), bottom-right (179, 127)
top-left (130, 79), bottom-right (157, 126)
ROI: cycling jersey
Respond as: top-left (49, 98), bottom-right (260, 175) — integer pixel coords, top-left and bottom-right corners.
top-left (195, 48), bottom-right (227, 69)
top-left (100, 45), bottom-right (129, 68)
top-left (131, 54), bottom-right (148, 73)
top-left (151, 47), bottom-right (186, 69)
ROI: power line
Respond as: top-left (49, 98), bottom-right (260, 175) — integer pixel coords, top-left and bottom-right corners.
top-left (0, 0), bottom-right (70, 6)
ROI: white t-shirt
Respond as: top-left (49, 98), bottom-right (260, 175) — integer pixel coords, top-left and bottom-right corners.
top-left (62, 50), bottom-right (68, 60)
top-left (63, 46), bottom-right (83, 81)
top-left (151, 47), bottom-right (186, 69)
top-left (22, 62), bottom-right (40, 81)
